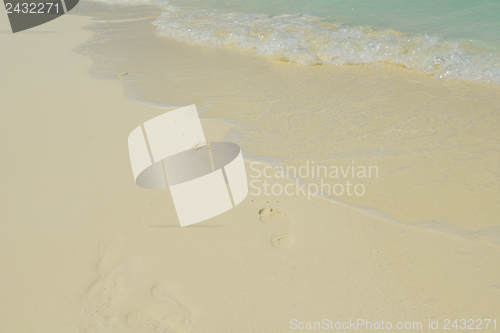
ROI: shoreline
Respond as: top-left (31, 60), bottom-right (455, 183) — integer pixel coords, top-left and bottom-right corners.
top-left (73, 1), bottom-right (500, 239)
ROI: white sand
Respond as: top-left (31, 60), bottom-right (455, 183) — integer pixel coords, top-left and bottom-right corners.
top-left (1, 9), bottom-right (499, 333)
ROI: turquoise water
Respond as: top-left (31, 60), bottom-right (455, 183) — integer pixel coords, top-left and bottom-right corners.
top-left (94, 0), bottom-right (500, 83)
top-left (165, 0), bottom-right (500, 50)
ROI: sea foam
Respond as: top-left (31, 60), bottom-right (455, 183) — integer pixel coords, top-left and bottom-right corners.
top-left (150, 4), bottom-right (500, 84)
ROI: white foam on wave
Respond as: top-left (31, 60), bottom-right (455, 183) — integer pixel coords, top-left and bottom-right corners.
top-left (151, 5), bottom-right (500, 84)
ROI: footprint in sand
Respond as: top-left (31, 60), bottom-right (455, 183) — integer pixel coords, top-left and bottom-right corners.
top-left (259, 206), bottom-right (295, 249)
top-left (126, 284), bottom-right (193, 333)
top-left (79, 247), bottom-right (193, 333)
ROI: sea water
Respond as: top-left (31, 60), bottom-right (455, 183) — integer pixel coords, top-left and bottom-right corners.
top-left (92, 0), bottom-right (500, 84)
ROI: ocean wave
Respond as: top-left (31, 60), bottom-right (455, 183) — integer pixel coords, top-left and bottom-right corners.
top-left (151, 5), bottom-right (500, 84)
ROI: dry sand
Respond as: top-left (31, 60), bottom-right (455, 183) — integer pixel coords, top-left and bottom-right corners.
top-left (1, 7), bottom-right (499, 333)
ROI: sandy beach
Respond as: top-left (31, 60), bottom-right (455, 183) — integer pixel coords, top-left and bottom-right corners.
top-left (1, 2), bottom-right (499, 332)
